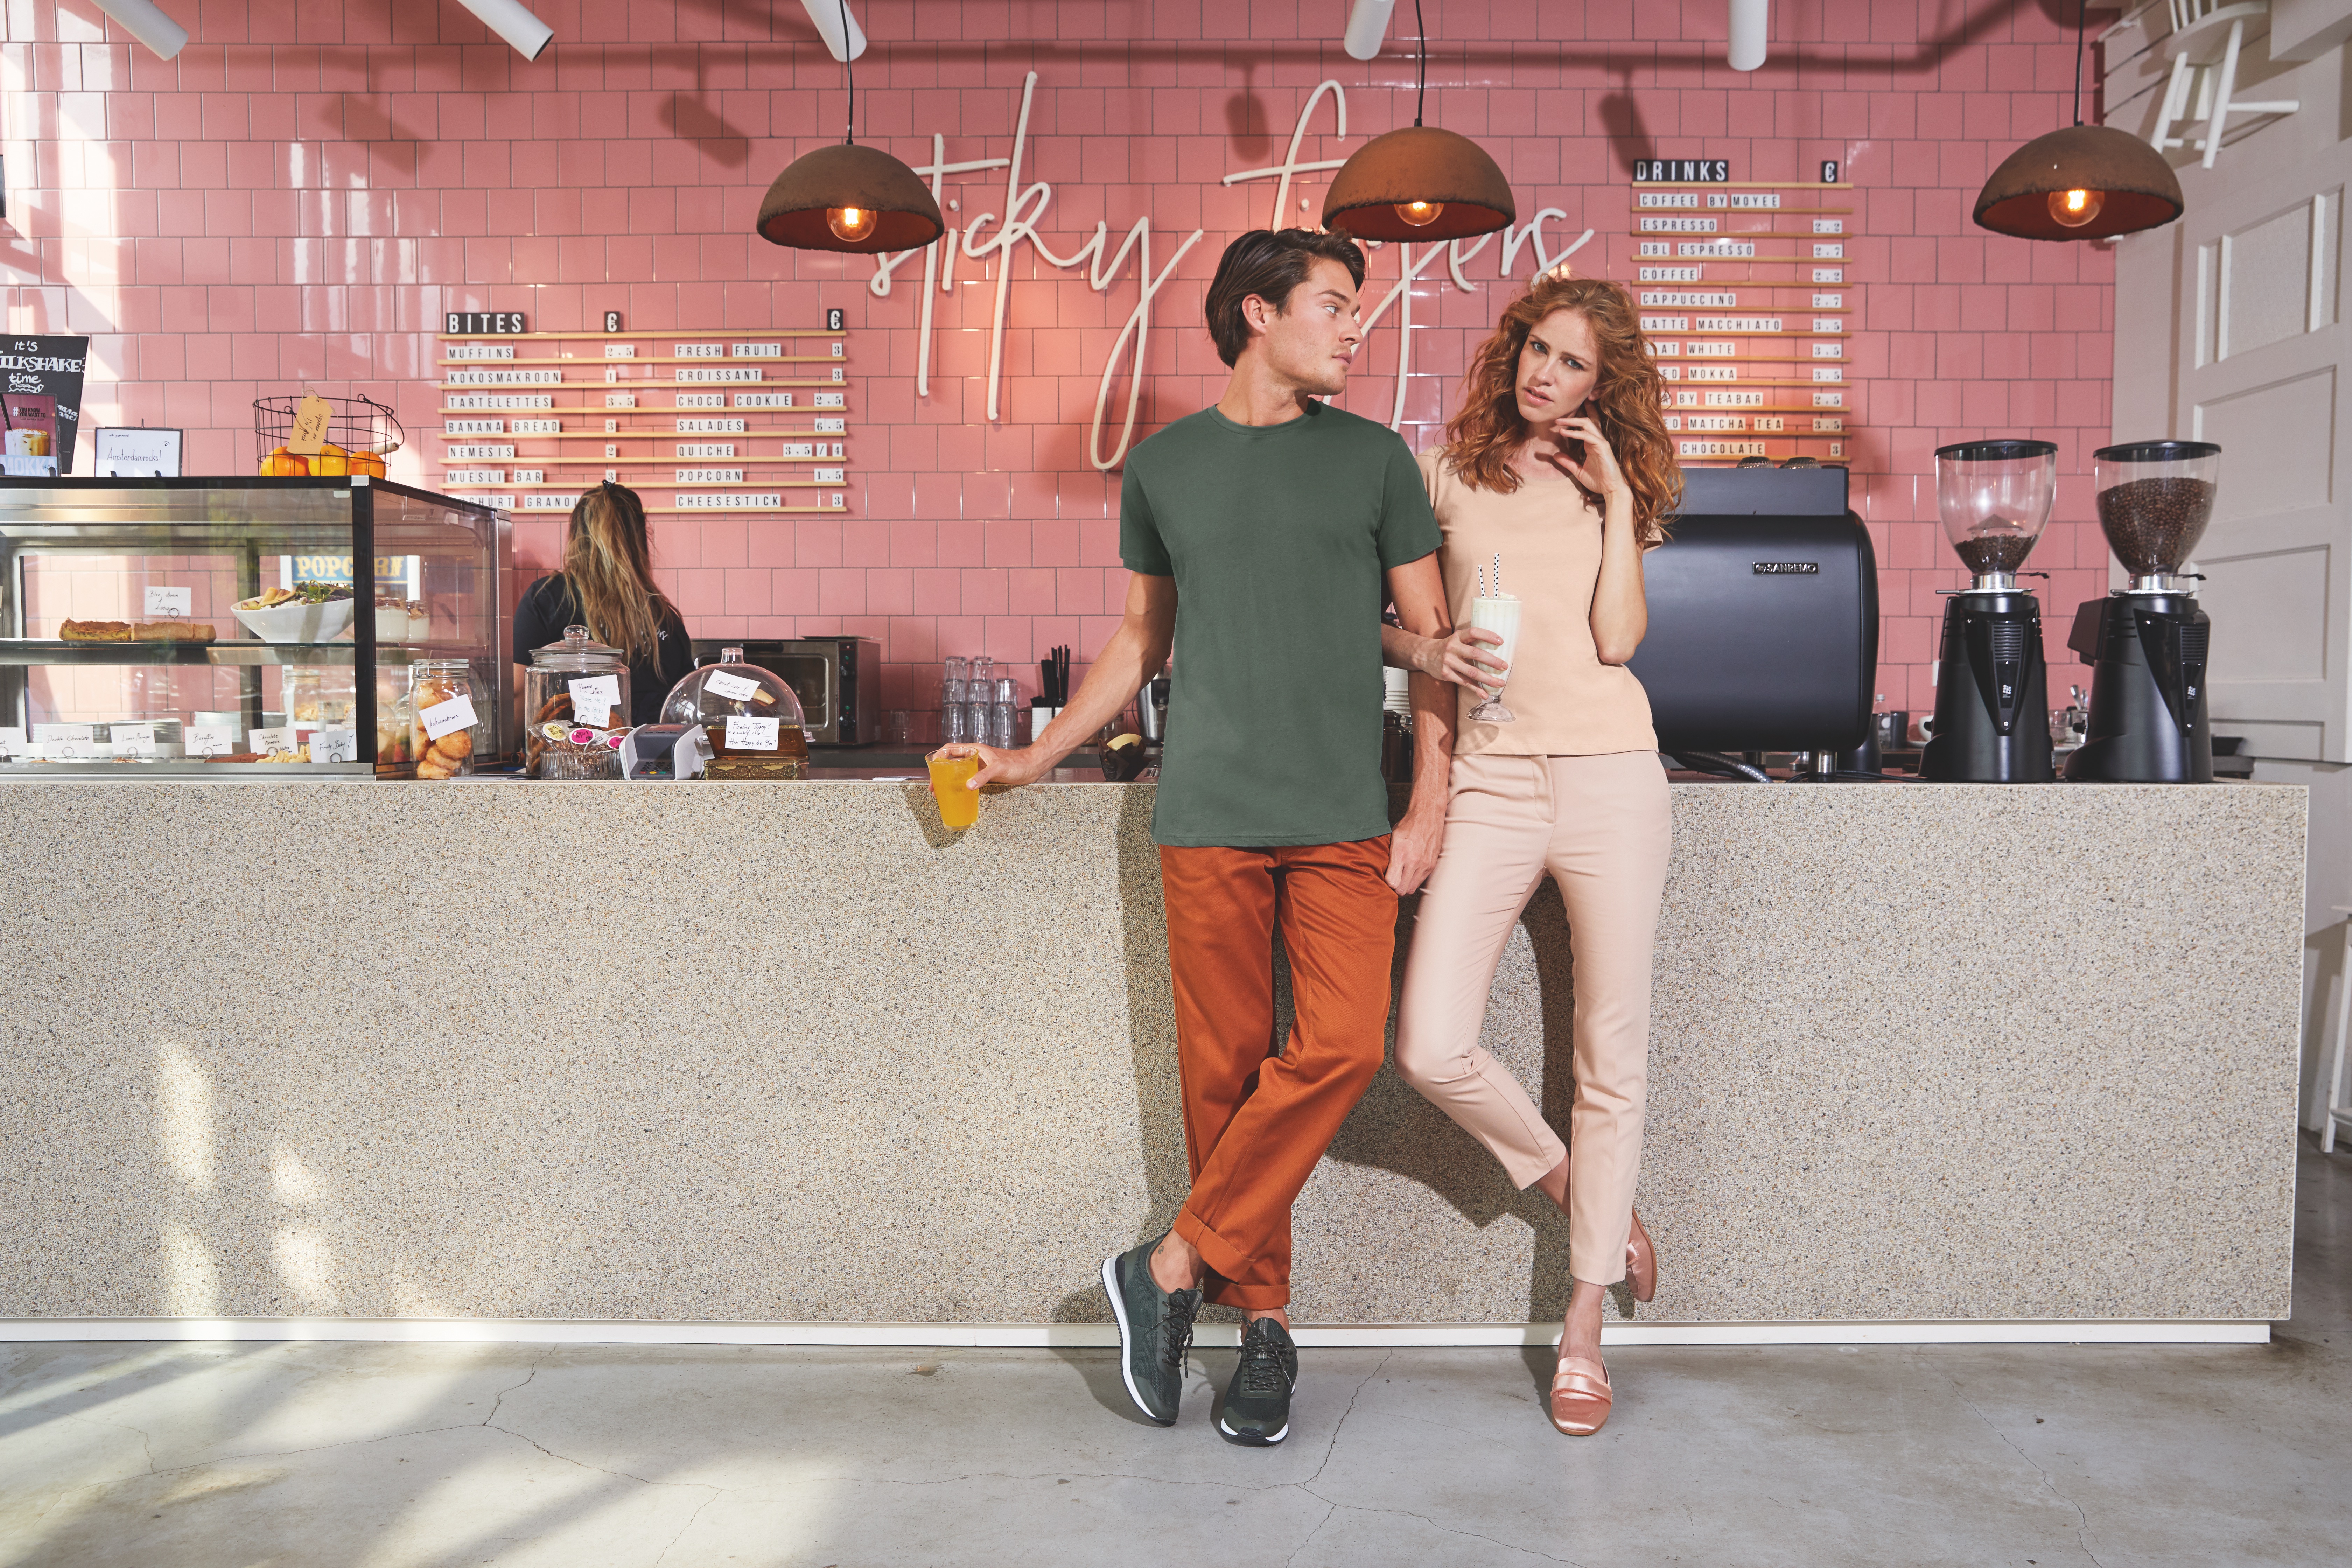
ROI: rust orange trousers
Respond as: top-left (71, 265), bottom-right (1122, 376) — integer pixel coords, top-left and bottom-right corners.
top-left (1160, 836), bottom-right (1397, 1310)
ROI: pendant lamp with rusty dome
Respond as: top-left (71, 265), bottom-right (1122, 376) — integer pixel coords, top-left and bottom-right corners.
top-left (756, 0), bottom-right (944, 255)
top-left (1321, 0), bottom-right (1514, 243)
top-left (1974, 0), bottom-right (2183, 242)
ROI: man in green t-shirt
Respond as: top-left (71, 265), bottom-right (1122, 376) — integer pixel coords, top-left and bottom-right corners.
top-left (935, 229), bottom-right (1453, 1446)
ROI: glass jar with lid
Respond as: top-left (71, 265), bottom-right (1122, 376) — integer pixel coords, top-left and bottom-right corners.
top-left (284, 664), bottom-right (356, 764)
top-left (410, 658), bottom-right (484, 779)
top-left (661, 645), bottom-right (809, 779)
top-left (523, 625), bottom-right (631, 780)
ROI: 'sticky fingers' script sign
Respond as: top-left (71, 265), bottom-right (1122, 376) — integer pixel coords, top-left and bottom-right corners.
top-left (873, 76), bottom-right (1594, 467)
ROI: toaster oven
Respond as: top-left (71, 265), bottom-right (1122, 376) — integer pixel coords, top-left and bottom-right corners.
top-left (690, 637), bottom-right (880, 746)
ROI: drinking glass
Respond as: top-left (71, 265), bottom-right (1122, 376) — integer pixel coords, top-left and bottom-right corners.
top-left (990, 702), bottom-right (1016, 748)
top-left (965, 700), bottom-right (991, 744)
top-left (944, 656), bottom-right (968, 688)
top-left (886, 710), bottom-right (911, 744)
top-left (993, 675), bottom-right (1017, 706)
top-left (1466, 596), bottom-right (1522, 723)
top-left (969, 654), bottom-right (993, 687)
top-left (943, 704), bottom-right (968, 746)
top-left (927, 753), bottom-right (981, 828)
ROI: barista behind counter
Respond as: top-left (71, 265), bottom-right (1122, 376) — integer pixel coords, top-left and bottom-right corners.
top-left (510, 483), bottom-right (695, 728)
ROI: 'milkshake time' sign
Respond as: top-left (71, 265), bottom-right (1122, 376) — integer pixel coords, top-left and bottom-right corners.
top-left (0, 335), bottom-right (89, 472)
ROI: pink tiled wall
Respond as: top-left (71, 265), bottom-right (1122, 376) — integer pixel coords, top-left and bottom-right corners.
top-left (1, 0), bottom-right (2116, 720)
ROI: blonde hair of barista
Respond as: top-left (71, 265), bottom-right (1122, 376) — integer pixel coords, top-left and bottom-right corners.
top-left (562, 482), bottom-right (672, 663)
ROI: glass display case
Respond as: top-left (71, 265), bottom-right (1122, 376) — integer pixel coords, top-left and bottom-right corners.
top-left (0, 477), bottom-right (513, 776)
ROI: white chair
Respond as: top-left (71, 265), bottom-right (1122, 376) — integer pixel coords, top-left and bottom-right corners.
top-left (2146, 0), bottom-right (2301, 169)
top-left (2325, 905), bottom-right (2352, 1153)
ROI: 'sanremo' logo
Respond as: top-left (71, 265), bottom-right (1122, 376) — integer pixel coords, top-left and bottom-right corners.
top-left (1752, 562), bottom-right (1820, 574)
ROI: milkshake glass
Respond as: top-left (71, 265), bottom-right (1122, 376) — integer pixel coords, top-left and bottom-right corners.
top-left (1467, 593), bottom-right (1521, 723)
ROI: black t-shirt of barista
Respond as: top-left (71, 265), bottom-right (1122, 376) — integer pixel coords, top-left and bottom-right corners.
top-left (512, 574), bottom-right (694, 727)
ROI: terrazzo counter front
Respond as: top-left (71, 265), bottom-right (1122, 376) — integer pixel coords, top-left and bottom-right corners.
top-left (0, 779), bottom-right (2307, 1330)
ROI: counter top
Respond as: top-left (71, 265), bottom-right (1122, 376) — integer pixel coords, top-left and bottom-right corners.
top-left (0, 779), bottom-right (2307, 1330)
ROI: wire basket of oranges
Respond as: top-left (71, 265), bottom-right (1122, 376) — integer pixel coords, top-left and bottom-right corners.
top-left (253, 393), bottom-right (402, 477)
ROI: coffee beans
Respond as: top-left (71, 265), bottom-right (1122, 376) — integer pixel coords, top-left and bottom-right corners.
top-left (2096, 477), bottom-right (2214, 576)
top-left (1956, 530), bottom-right (2035, 575)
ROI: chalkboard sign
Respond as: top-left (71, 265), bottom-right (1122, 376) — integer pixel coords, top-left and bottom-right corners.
top-left (0, 335), bottom-right (89, 472)
top-left (92, 427), bottom-right (183, 476)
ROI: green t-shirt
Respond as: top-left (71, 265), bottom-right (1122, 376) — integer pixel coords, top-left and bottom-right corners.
top-left (1120, 400), bottom-right (1441, 847)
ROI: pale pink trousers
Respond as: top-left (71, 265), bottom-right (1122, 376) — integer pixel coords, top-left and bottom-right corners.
top-left (1395, 750), bottom-right (1672, 1287)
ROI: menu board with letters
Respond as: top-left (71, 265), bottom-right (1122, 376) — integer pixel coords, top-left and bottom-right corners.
top-left (1627, 174), bottom-right (1856, 468)
top-left (432, 324), bottom-right (852, 517)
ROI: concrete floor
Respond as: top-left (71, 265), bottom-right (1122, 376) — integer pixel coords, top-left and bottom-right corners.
top-left (3, 1140), bottom-right (2346, 1568)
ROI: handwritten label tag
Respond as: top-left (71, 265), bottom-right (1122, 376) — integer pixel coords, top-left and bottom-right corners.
top-left (143, 586), bottom-right (192, 618)
top-left (248, 726), bottom-right (294, 755)
top-left (33, 724), bottom-right (94, 759)
top-left (725, 716), bottom-right (780, 751)
top-left (0, 726), bottom-right (24, 757)
top-left (309, 728), bottom-right (358, 763)
top-left (419, 693), bottom-right (479, 742)
top-left (704, 669), bottom-right (760, 702)
top-left (186, 723), bottom-right (238, 757)
top-left (568, 674), bottom-right (622, 728)
top-left (287, 393), bottom-right (335, 455)
top-left (111, 723), bottom-right (158, 757)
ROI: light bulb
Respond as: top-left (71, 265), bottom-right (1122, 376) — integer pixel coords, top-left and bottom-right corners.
top-left (1393, 200), bottom-right (1444, 229)
top-left (2047, 188), bottom-right (2104, 228)
top-left (826, 205), bottom-right (878, 243)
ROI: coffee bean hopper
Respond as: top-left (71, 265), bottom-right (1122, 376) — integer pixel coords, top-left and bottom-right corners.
top-left (1922, 440), bottom-right (2057, 782)
top-left (2062, 440), bottom-right (2220, 783)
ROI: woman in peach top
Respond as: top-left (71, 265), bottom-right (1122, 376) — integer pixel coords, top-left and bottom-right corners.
top-left (1383, 270), bottom-right (1682, 1436)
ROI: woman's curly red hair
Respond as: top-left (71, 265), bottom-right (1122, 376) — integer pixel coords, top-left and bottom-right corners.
top-left (1438, 272), bottom-right (1681, 548)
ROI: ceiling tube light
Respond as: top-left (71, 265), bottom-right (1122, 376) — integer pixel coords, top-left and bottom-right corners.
top-left (1974, 0), bottom-right (2182, 241)
top-left (1322, 0), bottom-right (1514, 241)
top-left (451, 0), bottom-right (553, 61)
top-left (757, 0), bottom-right (942, 254)
top-left (1343, 0), bottom-right (1397, 62)
top-left (88, 0), bottom-right (188, 61)
top-left (795, 0), bottom-right (867, 62)
top-left (1728, 0), bottom-right (1768, 71)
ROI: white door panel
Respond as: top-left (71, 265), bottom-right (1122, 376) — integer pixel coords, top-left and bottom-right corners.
top-left (2199, 541), bottom-right (2331, 683)
top-left (2193, 364), bottom-right (2335, 515)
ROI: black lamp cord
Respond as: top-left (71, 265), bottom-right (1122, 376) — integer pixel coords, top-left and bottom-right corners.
top-left (842, 0), bottom-right (856, 144)
top-left (2072, 0), bottom-right (2085, 127)
top-left (1413, 0), bottom-right (1427, 126)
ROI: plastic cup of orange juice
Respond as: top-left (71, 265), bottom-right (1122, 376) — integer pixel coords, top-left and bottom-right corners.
top-left (927, 752), bottom-right (982, 828)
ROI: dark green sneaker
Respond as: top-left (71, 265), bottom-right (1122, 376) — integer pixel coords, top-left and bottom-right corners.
top-left (1102, 1236), bottom-right (1201, 1426)
top-left (1218, 1315), bottom-right (1298, 1446)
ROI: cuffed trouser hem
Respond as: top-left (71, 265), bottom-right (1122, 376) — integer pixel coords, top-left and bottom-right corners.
top-left (1172, 1210), bottom-right (1292, 1311)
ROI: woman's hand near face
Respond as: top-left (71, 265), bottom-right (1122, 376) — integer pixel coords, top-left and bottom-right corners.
top-left (1547, 413), bottom-right (1630, 500)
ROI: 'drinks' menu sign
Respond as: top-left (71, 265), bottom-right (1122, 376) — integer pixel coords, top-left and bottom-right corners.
top-left (0, 335), bottom-right (90, 472)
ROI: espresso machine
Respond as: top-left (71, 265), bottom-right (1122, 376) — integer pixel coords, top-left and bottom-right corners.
top-left (2062, 440), bottom-right (2219, 783)
top-left (1922, 440), bottom-right (2057, 782)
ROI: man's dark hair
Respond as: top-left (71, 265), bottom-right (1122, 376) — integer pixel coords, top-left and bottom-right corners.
top-left (1203, 228), bottom-right (1367, 367)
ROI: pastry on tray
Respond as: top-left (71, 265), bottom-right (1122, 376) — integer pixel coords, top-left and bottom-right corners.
top-left (59, 620), bottom-right (132, 642)
top-left (133, 621), bottom-right (216, 643)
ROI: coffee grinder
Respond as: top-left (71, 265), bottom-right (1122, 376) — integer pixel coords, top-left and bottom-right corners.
top-left (1922, 440), bottom-right (2057, 782)
top-left (2062, 441), bottom-right (2219, 783)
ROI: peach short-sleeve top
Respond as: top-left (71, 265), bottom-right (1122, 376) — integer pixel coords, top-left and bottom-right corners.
top-left (1418, 447), bottom-right (1658, 757)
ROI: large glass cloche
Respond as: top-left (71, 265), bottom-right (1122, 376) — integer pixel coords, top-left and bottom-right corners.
top-left (661, 645), bottom-right (810, 772)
